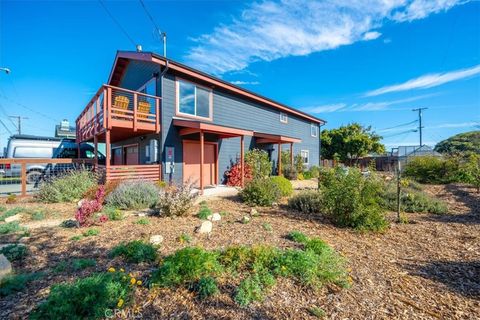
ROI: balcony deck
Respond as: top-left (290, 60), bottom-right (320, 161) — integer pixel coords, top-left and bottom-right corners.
top-left (76, 84), bottom-right (161, 143)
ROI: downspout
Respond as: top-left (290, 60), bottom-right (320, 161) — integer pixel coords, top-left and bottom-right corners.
top-left (158, 60), bottom-right (169, 182)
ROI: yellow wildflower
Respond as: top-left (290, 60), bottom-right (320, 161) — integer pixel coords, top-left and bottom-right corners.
top-left (120, 268), bottom-right (125, 272)
top-left (117, 298), bottom-right (124, 308)
top-left (108, 267), bottom-right (116, 273)
top-left (130, 277), bottom-right (136, 285)
top-left (136, 280), bottom-right (142, 286)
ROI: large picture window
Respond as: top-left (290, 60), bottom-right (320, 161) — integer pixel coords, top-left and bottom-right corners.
top-left (301, 150), bottom-right (309, 165)
top-left (177, 80), bottom-right (212, 119)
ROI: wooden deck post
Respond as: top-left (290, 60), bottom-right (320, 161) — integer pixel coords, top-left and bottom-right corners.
top-left (240, 135), bottom-right (245, 187)
top-left (200, 130), bottom-right (204, 194)
top-left (155, 99), bottom-right (160, 133)
top-left (278, 143), bottom-right (282, 176)
top-left (133, 93), bottom-right (138, 132)
top-left (290, 142), bottom-right (294, 171)
top-left (94, 134), bottom-right (98, 169)
top-left (105, 129), bottom-right (111, 181)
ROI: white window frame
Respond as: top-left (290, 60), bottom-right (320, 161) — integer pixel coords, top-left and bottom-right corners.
top-left (301, 150), bottom-right (309, 165)
top-left (280, 112), bottom-right (288, 123)
top-left (176, 78), bottom-right (213, 121)
top-left (311, 123), bottom-right (318, 137)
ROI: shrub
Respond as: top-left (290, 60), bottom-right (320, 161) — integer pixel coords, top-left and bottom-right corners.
top-left (294, 154), bottom-right (305, 174)
top-left (83, 180), bottom-right (122, 201)
top-left (225, 161), bottom-right (253, 186)
top-left (245, 149), bottom-right (272, 179)
top-left (136, 217), bottom-right (150, 225)
top-left (151, 247), bottom-right (223, 287)
top-left (319, 167), bottom-right (388, 232)
top-left (288, 191), bottom-right (323, 214)
top-left (287, 230), bottom-right (309, 244)
top-left (192, 276), bottom-right (219, 300)
top-left (102, 206), bottom-right (124, 221)
top-left (308, 166), bottom-right (320, 178)
top-left (240, 178), bottom-right (281, 206)
top-left (6, 194), bottom-right (17, 204)
top-left (106, 180), bottom-right (159, 210)
top-left (403, 156), bottom-right (460, 184)
top-left (198, 205), bottom-right (212, 220)
top-left (82, 228), bottom-right (100, 237)
top-left (0, 244), bottom-right (28, 261)
top-left (75, 187), bottom-right (104, 227)
top-left (235, 271), bottom-right (275, 306)
top-left (0, 272), bottom-right (43, 296)
top-left (382, 183), bottom-right (448, 214)
top-left (70, 235), bottom-right (83, 241)
top-left (282, 164), bottom-right (298, 180)
top-left (0, 222), bottom-right (25, 235)
top-left (177, 233), bottom-right (192, 244)
top-left (31, 210), bottom-right (46, 221)
top-left (110, 240), bottom-right (157, 263)
top-left (157, 183), bottom-right (196, 217)
top-left (460, 154), bottom-right (480, 192)
top-left (38, 170), bottom-right (97, 203)
top-left (269, 176), bottom-right (293, 197)
top-left (262, 223), bottom-right (272, 232)
top-left (308, 306), bottom-right (326, 318)
top-left (0, 207), bottom-right (24, 221)
top-left (30, 272), bottom-right (133, 319)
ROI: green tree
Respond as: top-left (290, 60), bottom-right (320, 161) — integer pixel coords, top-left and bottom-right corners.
top-left (321, 123), bottom-right (385, 163)
top-left (434, 131), bottom-right (480, 155)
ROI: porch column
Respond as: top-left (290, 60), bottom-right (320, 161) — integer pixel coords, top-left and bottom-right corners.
top-left (94, 135), bottom-right (98, 169)
top-left (105, 129), bottom-right (111, 181)
top-left (290, 143), bottom-right (294, 170)
top-left (278, 142), bottom-right (282, 176)
top-left (200, 130), bottom-right (204, 194)
top-left (240, 135), bottom-right (245, 187)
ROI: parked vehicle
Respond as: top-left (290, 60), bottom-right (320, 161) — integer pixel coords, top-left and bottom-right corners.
top-left (3, 134), bottom-right (105, 184)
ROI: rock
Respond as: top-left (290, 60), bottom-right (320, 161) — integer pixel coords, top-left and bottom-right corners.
top-left (207, 213), bottom-right (222, 222)
top-left (138, 212), bottom-right (147, 217)
top-left (250, 208), bottom-right (259, 216)
top-left (5, 214), bottom-right (22, 223)
top-left (195, 221), bottom-right (213, 234)
top-left (149, 235), bottom-right (164, 245)
top-left (60, 219), bottom-right (78, 228)
top-left (77, 199), bottom-right (84, 208)
top-left (0, 254), bottom-right (12, 281)
top-left (19, 237), bottom-right (30, 244)
top-left (242, 216), bottom-right (251, 224)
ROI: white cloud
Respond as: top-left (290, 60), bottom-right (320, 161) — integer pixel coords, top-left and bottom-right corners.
top-left (303, 94), bottom-right (433, 114)
top-left (365, 64), bottom-right (480, 96)
top-left (185, 0), bottom-right (469, 74)
top-left (230, 80), bottom-right (260, 85)
top-left (427, 121), bottom-right (480, 129)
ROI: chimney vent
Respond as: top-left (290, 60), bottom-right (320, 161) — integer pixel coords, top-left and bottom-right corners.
top-left (136, 45), bottom-right (143, 52)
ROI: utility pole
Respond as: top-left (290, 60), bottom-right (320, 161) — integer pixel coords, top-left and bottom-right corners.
top-left (412, 107), bottom-right (428, 146)
top-left (9, 116), bottom-right (28, 135)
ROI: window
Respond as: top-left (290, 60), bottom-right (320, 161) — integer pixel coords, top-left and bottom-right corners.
top-left (138, 78), bottom-right (156, 96)
top-left (311, 123), bottom-right (318, 137)
top-left (280, 112), bottom-right (288, 123)
top-left (14, 147), bottom-right (54, 158)
top-left (177, 80), bottom-right (212, 119)
top-left (301, 150), bottom-right (309, 165)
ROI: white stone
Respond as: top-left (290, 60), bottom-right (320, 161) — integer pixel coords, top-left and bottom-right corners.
top-left (207, 213), bottom-right (221, 222)
top-left (138, 212), bottom-right (147, 217)
top-left (149, 235), bottom-right (164, 245)
top-left (196, 220), bottom-right (213, 234)
top-left (0, 254), bottom-right (12, 281)
top-left (4, 214), bottom-right (22, 223)
top-left (242, 216), bottom-right (251, 224)
top-left (250, 208), bottom-right (259, 216)
top-left (77, 199), bottom-right (84, 209)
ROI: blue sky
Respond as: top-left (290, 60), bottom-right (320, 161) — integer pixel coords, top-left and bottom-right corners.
top-left (0, 0), bottom-right (479, 152)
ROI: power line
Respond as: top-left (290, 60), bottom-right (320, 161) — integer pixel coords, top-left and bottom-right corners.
top-left (412, 107), bottom-right (428, 146)
top-left (98, 0), bottom-right (137, 47)
top-left (0, 118), bottom-right (12, 135)
top-left (382, 129), bottom-right (418, 139)
top-left (9, 115), bottom-right (28, 135)
top-left (0, 92), bottom-right (59, 123)
top-left (378, 120), bottom-right (418, 132)
top-left (138, 0), bottom-right (167, 56)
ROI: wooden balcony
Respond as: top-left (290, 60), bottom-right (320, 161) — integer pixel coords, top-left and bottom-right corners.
top-left (76, 84), bottom-right (161, 143)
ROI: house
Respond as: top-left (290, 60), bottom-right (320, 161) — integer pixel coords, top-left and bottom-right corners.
top-left (55, 119), bottom-right (76, 139)
top-left (76, 51), bottom-right (325, 192)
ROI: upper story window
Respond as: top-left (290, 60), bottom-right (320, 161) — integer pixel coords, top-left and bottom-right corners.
top-left (176, 79), bottom-right (212, 120)
top-left (280, 112), bottom-right (288, 123)
top-left (311, 123), bottom-right (318, 137)
top-left (138, 78), bottom-right (156, 96)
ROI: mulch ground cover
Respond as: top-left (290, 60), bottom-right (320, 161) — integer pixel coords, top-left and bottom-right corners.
top-left (0, 183), bottom-right (478, 319)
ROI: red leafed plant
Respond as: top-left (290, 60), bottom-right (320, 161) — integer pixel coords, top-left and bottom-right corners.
top-left (75, 185), bottom-right (106, 227)
top-left (225, 162), bottom-right (253, 187)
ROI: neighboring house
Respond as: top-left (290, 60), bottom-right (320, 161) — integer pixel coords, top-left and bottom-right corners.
top-left (55, 119), bottom-right (76, 139)
top-left (76, 51), bottom-right (325, 192)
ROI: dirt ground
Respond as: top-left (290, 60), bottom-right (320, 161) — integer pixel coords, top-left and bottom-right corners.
top-left (0, 183), bottom-right (479, 319)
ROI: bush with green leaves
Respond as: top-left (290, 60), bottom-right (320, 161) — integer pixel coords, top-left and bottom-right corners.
top-left (150, 239), bottom-right (349, 306)
top-left (382, 182), bottom-right (448, 214)
top-left (0, 207), bottom-right (24, 221)
top-left (0, 272), bottom-right (43, 297)
top-left (245, 149), bottom-right (272, 179)
top-left (101, 206), bottom-right (124, 221)
top-left (287, 230), bottom-right (309, 244)
top-left (269, 176), bottom-right (293, 197)
top-left (30, 272), bottom-right (133, 319)
top-left (403, 156), bottom-right (462, 184)
top-left (288, 191), bottom-right (323, 214)
top-left (0, 221), bottom-right (25, 235)
top-left (319, 167), bottom-right (388, 232)
top-left (72, 258), bottom-right (96, 271)
top-left (0, 244), bottom-right (28, 261)
top-left (106, 180), bottom-right (159, 210)
top-left (110, 240), bottom-right (157, 263)
top-left (460, 154), bottom-right (480, 192)
top-left (198, 204), bottom-right (212, 220)
top-left (156, 183), bottom-right (196, 217)
top-left (38, 170), bottom-right (97, 203)
top-left (240, 178), bottom-right (281, 206)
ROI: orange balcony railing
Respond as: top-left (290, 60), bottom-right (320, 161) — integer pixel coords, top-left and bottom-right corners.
top-left (76, 84), bottom-right (161, 142)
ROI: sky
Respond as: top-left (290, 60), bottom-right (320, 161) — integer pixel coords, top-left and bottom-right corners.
top-left (0, 0), bottom-right (479, 152)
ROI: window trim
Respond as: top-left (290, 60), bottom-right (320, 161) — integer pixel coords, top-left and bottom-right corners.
top-left (301, 149), bottom-right (309, 165)
top-left (137, 77), bottom-right (157, 95)
top-left (175, 77), bottom-right (213, 121)
top-left (280, 112), bottom-right (288, 124)
top-left (310, 123), bottom-right (318, 137)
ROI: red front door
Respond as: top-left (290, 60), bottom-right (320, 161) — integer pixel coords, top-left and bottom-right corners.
top-left (124, 145), bottom-right (139, 165)
top-left (183, 141), bottom-right (216, 187)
